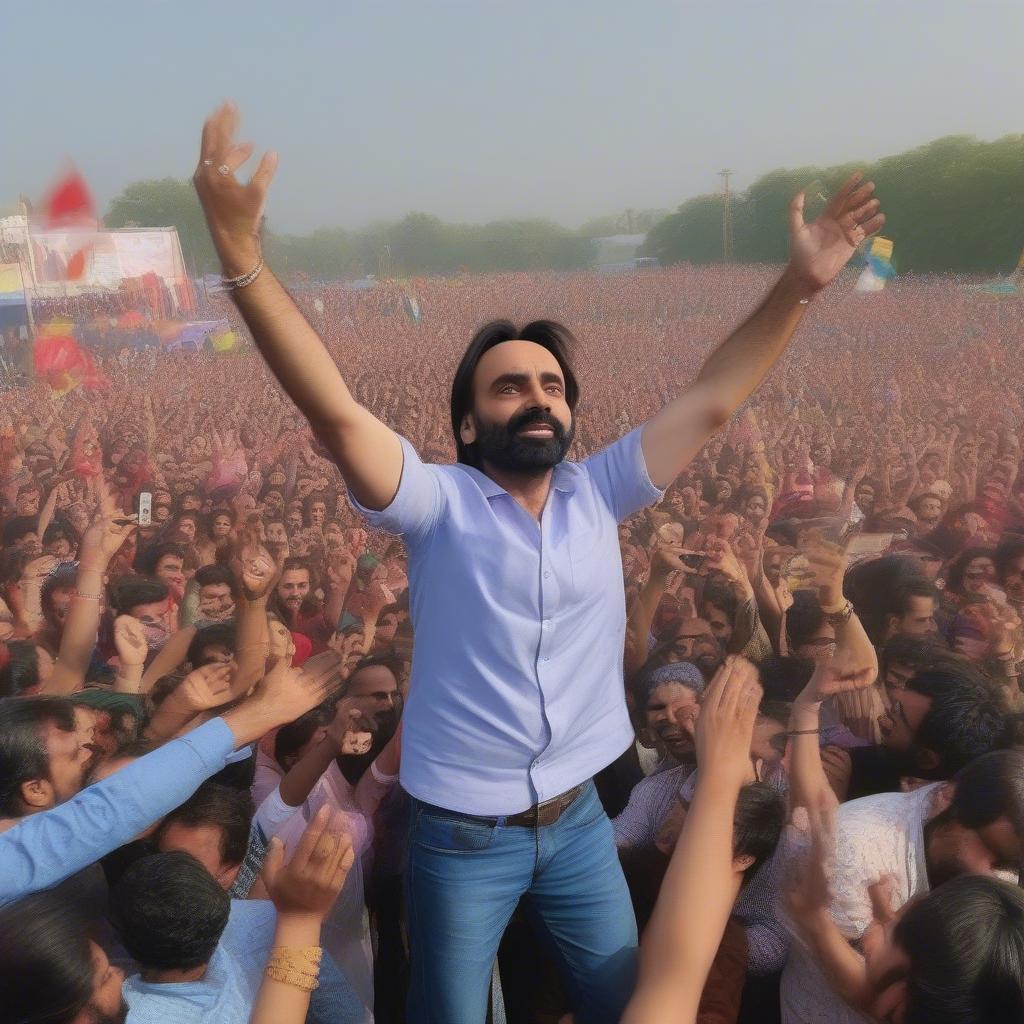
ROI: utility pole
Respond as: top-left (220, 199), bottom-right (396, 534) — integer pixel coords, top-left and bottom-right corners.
top-left (719, 169), bottom-right (734, 262)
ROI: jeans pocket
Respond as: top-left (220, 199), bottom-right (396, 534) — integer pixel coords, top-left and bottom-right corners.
top-left (413, 809), bottom-right (498, 855)
top-left (565, 781), bottom-right (606, 830)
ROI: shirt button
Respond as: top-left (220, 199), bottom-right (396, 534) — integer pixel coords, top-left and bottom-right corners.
top-left (543, 571), bottom-right (551, 579)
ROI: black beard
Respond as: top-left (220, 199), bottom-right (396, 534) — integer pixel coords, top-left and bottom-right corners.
top-left (472, 410), bottom-right (574, 474)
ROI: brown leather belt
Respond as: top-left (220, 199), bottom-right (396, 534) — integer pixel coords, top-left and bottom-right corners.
top-left (504, 783), bottom-right (586, 828)
top-left (415, 783), bottom-right (588, 829)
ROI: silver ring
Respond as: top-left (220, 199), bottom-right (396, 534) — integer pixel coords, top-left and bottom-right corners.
top-left (202, 158), bottom-right (214, 167)
top-left (217, 164), bottom-right (231, 176)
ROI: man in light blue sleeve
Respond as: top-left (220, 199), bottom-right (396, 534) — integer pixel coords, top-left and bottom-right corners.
top-left (194, 102), bottom-right (886, 1023)
top-left (0, 662), bottom-right (333, 906)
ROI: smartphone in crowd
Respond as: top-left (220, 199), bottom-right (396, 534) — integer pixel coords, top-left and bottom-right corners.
top-left (137, 491), bottom-right (152, 527)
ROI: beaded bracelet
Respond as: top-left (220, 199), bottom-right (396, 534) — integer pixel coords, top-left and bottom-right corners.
top-left (222, 255), bottom-right (264, 290)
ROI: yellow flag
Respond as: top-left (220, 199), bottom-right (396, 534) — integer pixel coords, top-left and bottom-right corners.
top-left (869, 236), bottom-right (894, 261)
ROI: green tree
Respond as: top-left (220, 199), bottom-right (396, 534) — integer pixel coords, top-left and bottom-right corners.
top-left (645, 134), bottom-right (1024, 274)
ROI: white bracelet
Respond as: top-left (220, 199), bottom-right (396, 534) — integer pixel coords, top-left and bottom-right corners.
top-left (370, 760), bottom-right (399, 786)
top-left (221, 256), bottom-right (264, 290)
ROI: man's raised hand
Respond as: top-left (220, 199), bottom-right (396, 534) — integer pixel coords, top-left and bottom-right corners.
top-left (263, 805), bottom-right (355, 923)
top-left (193, 103), bottom-right (278, 276)
top-left (240, 544), bottom-right (279, 601)
top-left (696, 656), bottom-right (763, 791)
top-left (173, 662), bottom-right (235, 712)
top-left (789, 172), bottom-right (886, 294)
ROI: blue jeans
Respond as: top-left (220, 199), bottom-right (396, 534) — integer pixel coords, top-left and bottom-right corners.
top-left (406, 780), bottom-right (638, 1024)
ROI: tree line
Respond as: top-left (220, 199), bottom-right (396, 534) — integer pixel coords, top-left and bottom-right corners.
top-left (104, 134), bottom-right (1024, 279)
top-left (642, 134), bottom-right (1024, 275)
top-left (105, 180), bottom-right (597, 278)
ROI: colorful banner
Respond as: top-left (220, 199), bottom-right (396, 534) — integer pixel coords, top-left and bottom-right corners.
top-left (0, 263), bottom-right (26, 304)
top-left (856, 236), bottom-right (895, 293)
top-left (29, 228), bottom-right (188, 293)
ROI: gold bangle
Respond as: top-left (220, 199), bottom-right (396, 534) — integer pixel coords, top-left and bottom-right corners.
top-left (265, 946), bottom-right (322, 992)
top-left (265, 964), bottom-right (320, 992)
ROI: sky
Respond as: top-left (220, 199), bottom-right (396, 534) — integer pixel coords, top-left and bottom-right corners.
top-left (3, 0), bottom-right (1024, 233)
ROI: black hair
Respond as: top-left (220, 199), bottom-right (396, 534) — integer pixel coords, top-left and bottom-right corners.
top-left (133, 542), bottom-right (185, 579)
top-left (450, 319), bottom-right (580, 469)
top-left (279, 556), bottom-right (312, 580)
top-left (272, 558), bottom-right (319, 619)
top-left (345, 653), bottom-right (403, 690)
top-left (193, 563), bottom-right (237, 594)
top-left (888, 577), bottom-right (939, 624)
top-left (41, 563), bottom-right (78, 621)
top-left (273, 704), bottom-right (332, 766)
top-left (42, 521), bottom-right (76, 549)
top-left (109, 575), bottom-right (168, 616)
top-left (945, 546), bottom-right (998, 597)
top-left (0, 696), bottom-right (76, 817)
top-left (994, 535), bottom-right (1024, 582)
top-left (845, 555), bottom-right (931, 644)
top-left (186, 622), bottom-right (237, 668)
top-left (110, 851), bottom-right (230, 972)
top-left (148, 672), bottom-right (186, 710)
top-left (701, 574), bottom-right (739, 626)
top-left (880, 634), bottom-right (959, 678)
top-left (0, 892), bottom-right (97, 1024)
top-left (156, 783), bottom-right (253, 869)
top-left (733, 782), bottom-right (786, 889)
top-left (786, 589), bottom-right (828, 651)
top-left (0, 639), bottom-right (42, 698)
top-left (896, 875), bottom-right (1024, 1024)
top-left (757, 656), bottom-right (815, 703)
top-left (204, 506), bottom-right (235, 529)
top-left (3, 515), bottom-right (39, 546)
top-left (950, 749), bottom-right (1024, 837)
top-left (906, 668), bottom-right (1009, 778)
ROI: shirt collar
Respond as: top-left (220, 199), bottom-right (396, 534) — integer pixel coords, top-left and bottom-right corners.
top-left (459, 461), bottom-right (577, 499)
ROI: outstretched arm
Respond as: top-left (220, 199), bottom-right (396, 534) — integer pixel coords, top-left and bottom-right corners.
top-left (641, 175), bottom-right (884, 489)
top-left (194, 104), bottom-right (403, 512)
top-left (623, 657), bottom-right (763, 1024)
top-left (43, 482), bottom-right (137, 696)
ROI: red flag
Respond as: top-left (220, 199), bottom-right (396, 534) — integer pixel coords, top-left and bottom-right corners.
top-left (44, 169), bottom-right (95, 227)
top-left (65, 246), bottom-right (90, 280)
top-left (33, 332), bottom-right (107, 395)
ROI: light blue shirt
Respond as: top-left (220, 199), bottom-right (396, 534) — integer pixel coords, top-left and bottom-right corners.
top-left (0, 718), bottom-right (234, 905)
top-left (124, 899), bottom-right (368, 1024)
top-left (350, 425), bottom-right (663, 814)
top-left (125, 900), bottom-right (276, 1024)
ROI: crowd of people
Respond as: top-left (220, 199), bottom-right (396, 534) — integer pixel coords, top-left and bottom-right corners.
top-left (2, 174), bottom-right (1024, 1021)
